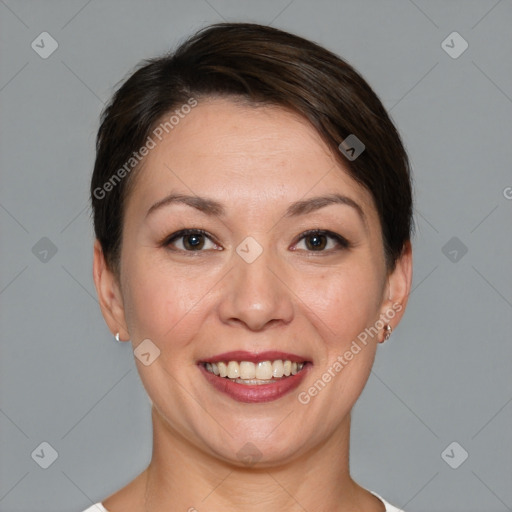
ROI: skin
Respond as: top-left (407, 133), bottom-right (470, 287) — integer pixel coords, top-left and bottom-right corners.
top-left (93, 98), bottom-right (412, 512)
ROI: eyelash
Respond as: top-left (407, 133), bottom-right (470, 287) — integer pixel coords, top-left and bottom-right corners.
top-left (161, 228), bottom-right (351, 254)
top-left (162, 229), bottom-right (220, 253)
top-left (295, 229), bottom-right (351, 251)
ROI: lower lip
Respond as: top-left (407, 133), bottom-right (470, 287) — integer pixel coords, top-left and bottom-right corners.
top-left (199, 363), bottom-right (311, 403)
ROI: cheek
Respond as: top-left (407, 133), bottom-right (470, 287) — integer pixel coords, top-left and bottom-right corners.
top-left (121, 253), bottom-right (219, 345)
top-left (293, 262), bottom-right (384, 343)
top-left (292, 266), bottom-right (382, 425)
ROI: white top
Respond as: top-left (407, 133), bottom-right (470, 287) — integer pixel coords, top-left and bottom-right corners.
top-left (81, 491), bottom-right (404, 511)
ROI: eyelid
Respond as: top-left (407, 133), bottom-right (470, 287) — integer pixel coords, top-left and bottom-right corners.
top-left (292, 229), bottom-right (351, 251)
top-left (162, 228), bottom-right (221, 251)
top-left (161, 228), bottom-right (351, 252)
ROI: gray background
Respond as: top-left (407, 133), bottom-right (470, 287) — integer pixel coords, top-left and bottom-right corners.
top-left (1, 1), bottom-right (511, 511)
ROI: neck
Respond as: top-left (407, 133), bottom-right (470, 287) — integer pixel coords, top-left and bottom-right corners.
top-left (142, 406), bottom-right (367, 512)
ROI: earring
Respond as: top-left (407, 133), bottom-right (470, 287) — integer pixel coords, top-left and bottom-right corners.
top-left (115, 332), bottom-right (121, 342)
top-left (383, 324), bottom-right (392, 341)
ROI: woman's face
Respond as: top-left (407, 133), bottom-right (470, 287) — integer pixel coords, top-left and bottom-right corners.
top-left (98, 98), bottom-right (410, 466)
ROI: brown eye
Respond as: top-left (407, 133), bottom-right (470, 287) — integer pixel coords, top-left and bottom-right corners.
top-left (164, 229), bottom-right (220, 252)
top-left (294, 230), bottom-right (350, 252)
top-left (183, 233), bottom-right (205, 250)
top-left (305, 233), bottom-right (327, 251)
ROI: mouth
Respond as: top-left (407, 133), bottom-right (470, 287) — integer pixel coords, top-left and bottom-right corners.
top-left (202, 359), bottom-right (306, 383)
top-left (197, 350), bottom-right (311, 403)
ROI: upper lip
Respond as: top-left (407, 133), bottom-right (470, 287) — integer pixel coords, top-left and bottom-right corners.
top-left (198, 350), bottom-right (310, 364)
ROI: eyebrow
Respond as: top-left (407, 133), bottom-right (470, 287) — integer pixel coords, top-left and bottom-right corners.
top-left (146, 192), bottom-right (366, 223)
top-left (283, 193), bottom-right (365, 221)
top-left (146, 194), bottom-right (224, 218)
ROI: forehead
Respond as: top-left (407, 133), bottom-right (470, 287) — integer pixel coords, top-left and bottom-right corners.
top-left (126, 98), bottom-right (377, 219)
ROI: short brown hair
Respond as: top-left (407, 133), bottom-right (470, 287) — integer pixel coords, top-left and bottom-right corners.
top-left (91, 22), bottom-right (413, 275)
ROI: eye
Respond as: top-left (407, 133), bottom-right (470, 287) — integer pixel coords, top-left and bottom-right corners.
top-left (293, 229), bottom-right (350, 252)
top-left (163, 229), bottom-right (221, 252)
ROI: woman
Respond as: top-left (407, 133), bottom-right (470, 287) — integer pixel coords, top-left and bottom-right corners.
top-left (86, 22), bottom-right (413, 512)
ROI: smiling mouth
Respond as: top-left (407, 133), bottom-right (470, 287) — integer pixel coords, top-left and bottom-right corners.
top-left (202, 359), bottom-right (308, 385)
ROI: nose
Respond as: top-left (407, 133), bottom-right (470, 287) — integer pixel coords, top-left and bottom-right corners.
top-left (217, 244), bottom-right (294, 332)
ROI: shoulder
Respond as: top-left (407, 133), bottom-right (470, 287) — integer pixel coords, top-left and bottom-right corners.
top-left (81, 504), bottom-right (108, 512)
top-left (369, 490), bottom-right (405, 512)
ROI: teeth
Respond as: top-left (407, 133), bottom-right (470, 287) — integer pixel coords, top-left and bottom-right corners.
top-left (255, 361), bottom-right (273, 380)
top-left (204, 359), bottom-right (306, 380)
top-left (217, 361), bottom-right (228, 378)
top-left (234, 378), bottom-right (274, 385)
top-left (227, 361), bottom-right (240, 379)
top-left (240, 361), bottom-right (256, 379)
top-left (272, 359), bottom-right (284, 378)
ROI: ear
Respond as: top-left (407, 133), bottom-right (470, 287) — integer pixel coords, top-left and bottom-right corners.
top-left (92, 239), bottom-right (130, 341)
top-left (378, 241), bottom-right (413, 342)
